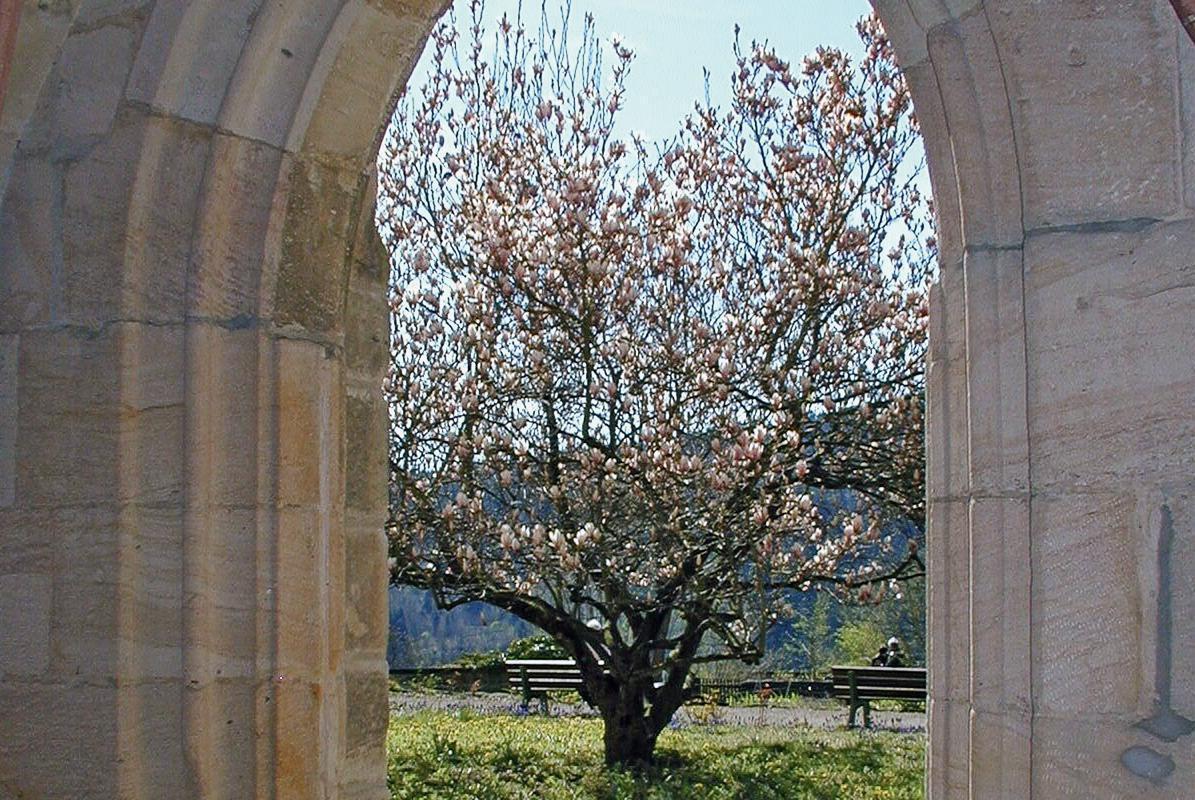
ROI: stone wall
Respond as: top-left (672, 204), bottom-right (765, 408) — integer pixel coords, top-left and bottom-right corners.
top-left (0, 1), bottom-right (447, 797)
top-left (1, 0), bottom-right (1193, 798)
top-left (874, 1), bottom-right (1195, 797)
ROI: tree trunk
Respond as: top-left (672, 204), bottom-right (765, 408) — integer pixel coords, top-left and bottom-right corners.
top-left (600, 697), bottom-right (659, 768)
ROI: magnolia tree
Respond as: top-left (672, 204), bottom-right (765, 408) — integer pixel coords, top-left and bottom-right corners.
top-left (379, 1), bottom-right (933, 766)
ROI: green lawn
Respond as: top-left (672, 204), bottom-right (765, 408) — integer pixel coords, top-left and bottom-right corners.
top-left (387, 711), bottom-right (924, 800)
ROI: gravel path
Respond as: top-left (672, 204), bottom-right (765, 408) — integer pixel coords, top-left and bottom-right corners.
top-left (389, 691), bottom-right (925, 733)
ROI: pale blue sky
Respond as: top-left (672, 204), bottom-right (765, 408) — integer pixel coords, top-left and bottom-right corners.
top-left (414, 1), bottom-right (873, 144)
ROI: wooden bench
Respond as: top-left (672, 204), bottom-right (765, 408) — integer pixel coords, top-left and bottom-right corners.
top-left (830, 665), bottom-right (927, 727)
top-left (505, 659), bottom-right (591, 712)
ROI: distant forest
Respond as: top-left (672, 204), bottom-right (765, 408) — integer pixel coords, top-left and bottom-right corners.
top-left (387, 585), bottom-right (538, 668)
top-left (387, 580), bottom-right (925, 673)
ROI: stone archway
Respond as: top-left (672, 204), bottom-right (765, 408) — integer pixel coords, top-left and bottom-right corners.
top-left (0, 1), bottom-right (1192, 798)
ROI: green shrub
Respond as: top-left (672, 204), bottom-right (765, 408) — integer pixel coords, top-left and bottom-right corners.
top-left (505, 635), bottom-right (568, 660)
top-left (454, 651), bottom-right (506, 669)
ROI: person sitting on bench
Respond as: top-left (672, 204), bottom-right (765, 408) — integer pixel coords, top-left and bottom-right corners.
top-left (885, 637), bottom-right (905, 667)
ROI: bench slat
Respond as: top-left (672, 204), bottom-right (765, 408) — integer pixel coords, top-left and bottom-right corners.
top-left (831, 684), bottom-right (922, 693)
top-left (829, 666), bottom-right (926, 705)
top-left (831, 678), bottom-right (926, 689)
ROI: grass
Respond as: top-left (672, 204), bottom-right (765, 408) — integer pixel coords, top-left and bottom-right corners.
top-left (387, 711), bottom-right (925, 800)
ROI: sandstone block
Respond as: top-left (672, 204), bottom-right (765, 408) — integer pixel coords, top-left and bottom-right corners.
top-left (21, 23), bottom-right (136, 160)
top-left (991, 2), bottom-right (1181, 229)
top-left (1024, 221), bottom-right (1195, 491)
top-left (180, 678), bottom-right (261, 798)
top-left (274, 156), bottom-right (359, 335)
top-left (0, 573), bottom-right (51, 676)
top-left (0, 333), bottom-right (15, 506)
top-left (75, 0), bottom-right (153, 28)
top-left (963, 247), bottom-right (1029, 497)
top-left (345, 394), bottom-right (386, 514)
top-left (1033, 715), bottom-right (1189, 800)
top-left (296, 1), bottom-right (434, 162)
top-left (276, 337), bottom-right (339, 508)
top-left (275, 507), bottom-right (327, 682)
top-left (116, 680), bottom-right (190, 798)
top-left (344, 278), bottom-right (389, 378)
top-left (925, 11), bottom-right (1024, 249)
top-left (0, 157), bottom-right (61, 329)
top-left (969, 497), bottom-right (1031, 714)
top-left (185, 323), bottom-right (266, 509)
top-left (183, 508), bottom-right (261, 678)
top-left (16, 328), bottom-right (120, 508)
top-left (116, 321), bottom-right (187, 506)
top-left (926, 263), bottom-right (970, 503)
top-left (1183, 31), bottom-right (1195, 212)
top-left (116, 503), bottom-right (185, 680)
top-left (344, 526), bottom-right (388, 655)
top-left (217, 0), bottom-right (343, 149)
top-left (928, 498), bottom-right (970, 703)
top-left (1032, 493), bottom-right (1141, 715)
top-left (0, 683), bottom-right (118, 800)
top-left (126, 0), bottom-right (259, 127)
top-left (900, 59), bottom-right (963, 267)
top-left (273, 677), bottom-right (325, 800)
top-left (52, 514), bottom-right (120, 680)
top-left (345, 667), bottom-right (389, 755)
top-left (969, 708), bottom-right (1030, 799)
top-left (188, 133), bottom-right (286, 322)
top-left (927, 697), bottom-right (969, 800)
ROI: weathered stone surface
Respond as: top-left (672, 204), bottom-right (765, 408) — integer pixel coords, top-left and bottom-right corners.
top-left (925, 262), bottom-right (969, 503)
top-left (924, 10), bottom-right (1024, 250)
top-left (126, 0), bottom-right (259, 127)
top-left (184, 324), bottom-right (265, 509)
top-left (16, 328), bottom-right (120, 508)
top-left (296, 1), bottom-right (438, 161)
top-left (1162, 486), bottom-right (1195, 716)
top-left (1025, 221), bottom-right (1195, 492)
top-left (345, 394), bottom-right (386, 514)
top-left (275, 156), bottom-right (359, 335)
top-left (928, 498), bottom-right (969, 703)
top-left (345, 667), bottom-right (389, 754)
top-left (0, 333), bottom-right (15, 506)
top-left (188, 133), bottom-right (286, 322)
top-left (1184, 30), bottom-right (1195, 212)
top-left (926, 698), bottom-right (969, 799)
top-left (1032, 492), bottom-right (1141, 715)
top-left (217, 0), bottom-right (344, 149)
top-left (969, 709), bottom-right (1030, 799)
top-left (0, 572), bottom-right (51, 675)
top-left (968, 497), bottom-right (1030, 714)
top-left (1032, 716), bottom-right (1188, 800)
top-left (963, 247), bottom-right (1028, 497)
top-left (20, 20), bottom-right (136, 159)
top-left (344, 525), bottom-right (388, 654)
top-left (0, 683), bottom-right (118, 799)
top-left (0, 157), bottom-right (61, 329)
top-left (989, 2), bottom-right (1182, 229)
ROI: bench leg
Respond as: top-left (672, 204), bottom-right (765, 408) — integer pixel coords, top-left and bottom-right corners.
top-left (848, 701), bottom-right (858, 728)
top-left (862, 700), bottom-right (871, 729)
top-left (538, 695), bottom-right (548, 715)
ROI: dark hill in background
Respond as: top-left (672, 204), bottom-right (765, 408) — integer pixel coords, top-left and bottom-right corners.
top-left (387, 585), bottom-right (538, 668)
